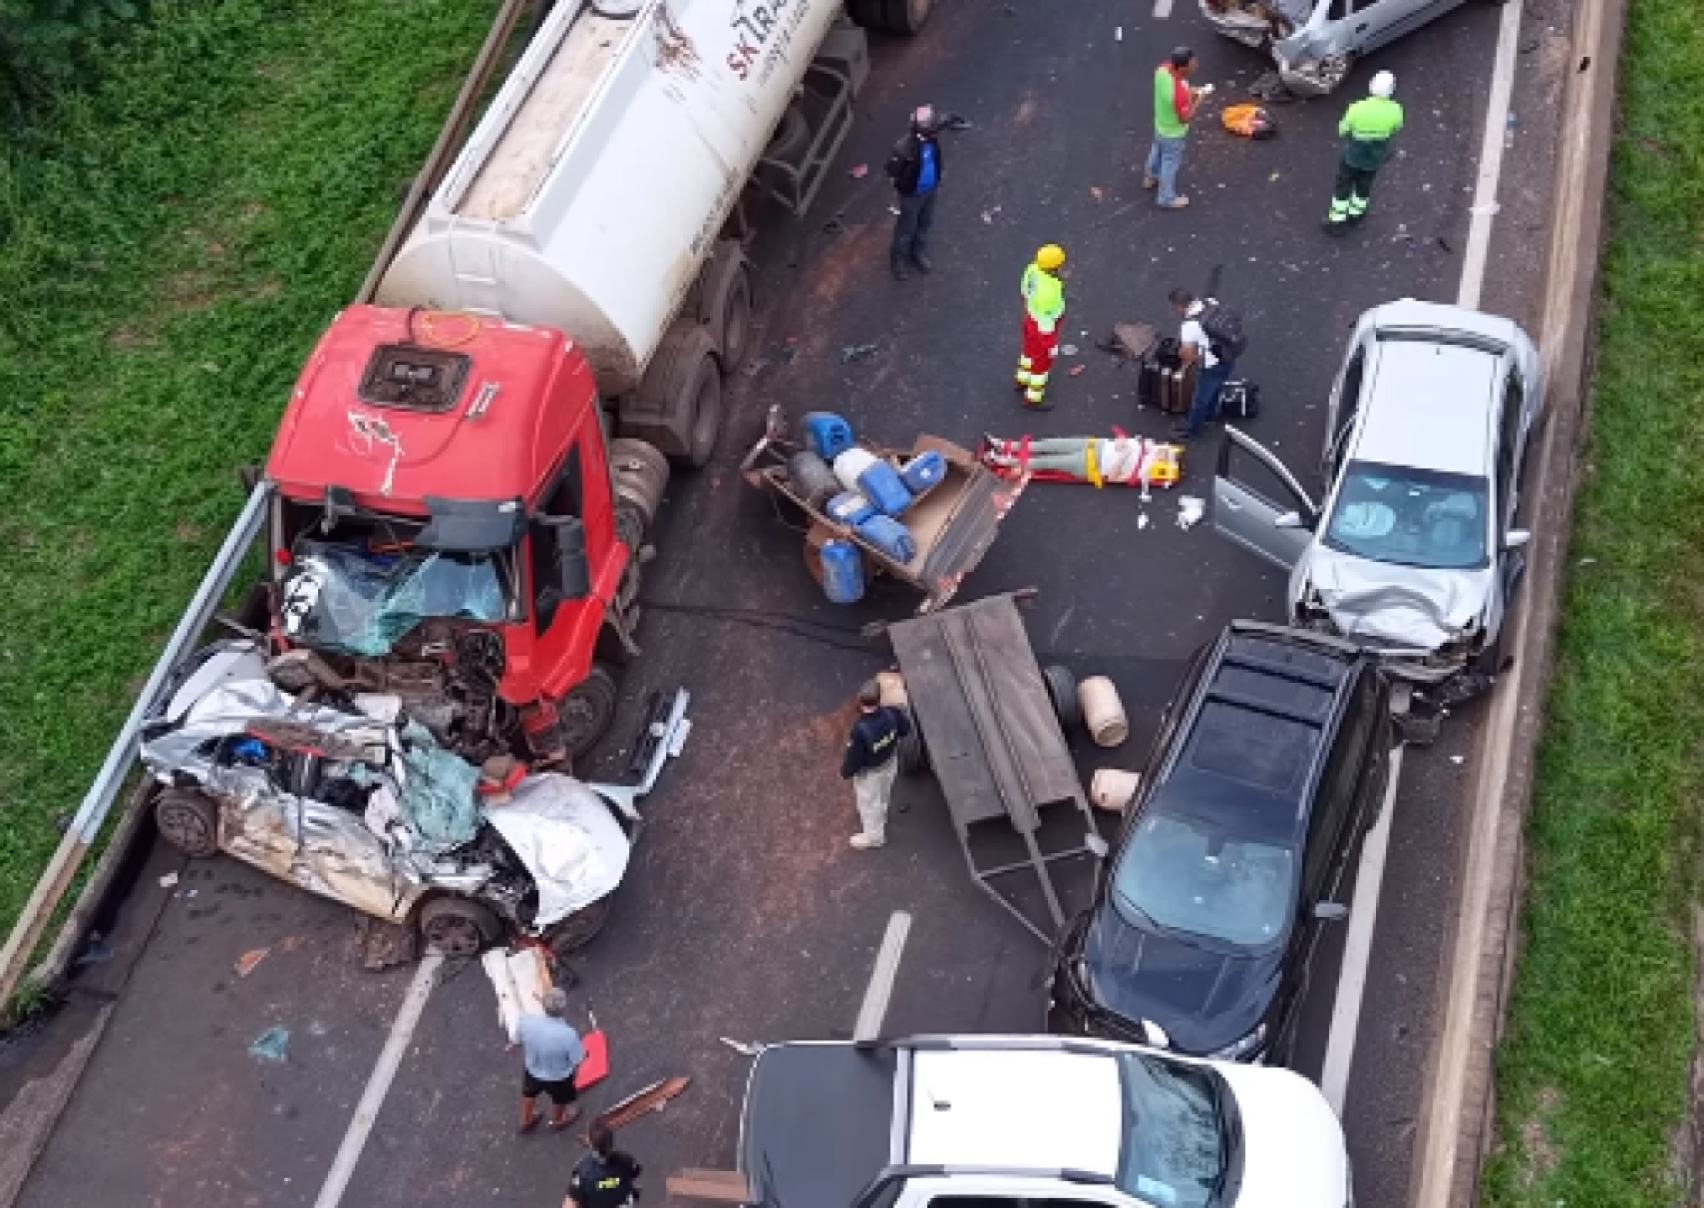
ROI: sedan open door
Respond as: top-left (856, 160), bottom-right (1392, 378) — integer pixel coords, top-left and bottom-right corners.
top-left (1213, 427), bottom-right (1320, 570)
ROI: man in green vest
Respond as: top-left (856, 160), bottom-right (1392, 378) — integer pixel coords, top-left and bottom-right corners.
top-left (1325, 71), bottom-right (1404, 232)
top-left (1016, 245), bottom-right (1067, 409)
top-left (1146, 47), bottom-right (1212, 211)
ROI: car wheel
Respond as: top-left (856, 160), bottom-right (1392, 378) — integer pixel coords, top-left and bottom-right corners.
top-left (155, 788), bottom-right (220, 858)
top-left (561, 665), bottom-right (620, 758)
top-left (1042, 664), bottom-right (1082, 730)
top-left (418, 898), bottom-right (501, 956)
top-left (548, 894), bottom-right (615, 954)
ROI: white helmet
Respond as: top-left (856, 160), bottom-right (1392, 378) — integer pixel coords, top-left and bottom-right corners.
top-left (1370, 71), bottom-right (1396, 98)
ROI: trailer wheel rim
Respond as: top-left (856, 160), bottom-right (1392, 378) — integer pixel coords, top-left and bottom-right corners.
top-left (158, 798), bottom-right (215, 855)
top-left (422, 911), bottom-right (485, 956)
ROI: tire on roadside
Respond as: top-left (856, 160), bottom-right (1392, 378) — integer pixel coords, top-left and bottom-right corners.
top-left (1042, 664), bottom-right (1083, 731)
top-left (418, 897), bottom-right (502, 957)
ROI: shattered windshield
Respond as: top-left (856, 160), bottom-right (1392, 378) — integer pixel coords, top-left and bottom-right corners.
top-left (1323, 461), bottom-right (1491, 571)
top-left (280, 541), bottom-right (508, 656)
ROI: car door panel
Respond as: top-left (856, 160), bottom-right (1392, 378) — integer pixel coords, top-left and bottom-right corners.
top-left (1213, 428), bottom-right (1320, 571)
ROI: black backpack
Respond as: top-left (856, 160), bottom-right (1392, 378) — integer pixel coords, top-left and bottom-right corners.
top-left (1197, 300), bottom-right (1248, 362)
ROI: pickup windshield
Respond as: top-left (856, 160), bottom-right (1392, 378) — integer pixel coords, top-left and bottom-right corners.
top-left (1323, 461), bottom-right (1491, 570)
top-left (1116, 1053), bottom-right (1230, 1208)
top-left (280, 541), bottom-right (509, 656)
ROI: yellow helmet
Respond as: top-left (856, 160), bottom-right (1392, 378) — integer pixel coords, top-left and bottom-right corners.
top-left (1035, 244), bottom-right (1066, 270)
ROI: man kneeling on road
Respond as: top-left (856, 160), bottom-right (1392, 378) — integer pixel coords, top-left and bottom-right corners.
top-left (518, 988), bottom-right (586, 1135)
top-left (840, 679), bottom-right (911, 851)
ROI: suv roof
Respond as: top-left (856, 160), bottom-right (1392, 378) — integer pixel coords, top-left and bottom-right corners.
top-left (1151, 623), bottom-right (1363, 845)
top-left (907, 1046), bottom-right (1122, 1175)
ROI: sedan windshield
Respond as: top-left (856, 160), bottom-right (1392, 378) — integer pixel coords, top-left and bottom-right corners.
top-left (1113, 813), bottom-right (1297, 949)
top-left (1116, 1053), bottom-right (1230, 1208)
top-left (280, 540), bottom-right (508, 656)
top-left (1323, 461), bottom-right (1491, 570)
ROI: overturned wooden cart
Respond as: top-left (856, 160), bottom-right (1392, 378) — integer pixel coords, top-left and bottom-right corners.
top-left (883, 592), bottom-right (1106, 943)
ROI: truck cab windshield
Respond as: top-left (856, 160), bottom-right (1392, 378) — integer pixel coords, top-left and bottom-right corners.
top-left (280, 539), bottom-right (512, 656)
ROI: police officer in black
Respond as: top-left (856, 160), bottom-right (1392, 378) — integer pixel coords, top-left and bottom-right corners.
top-left (840, 679), bottom-right (912, 850)
top-left (567, 1123), bottom-right (642, 1208)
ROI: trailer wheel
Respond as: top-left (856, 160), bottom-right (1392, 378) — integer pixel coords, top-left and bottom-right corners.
top-left (155, 788), bottom-right (220, 858)
top-left (1042, 664), bottom-right (1083, 731)
top-left (627, 323), bottom-right (722, 470)
top-left (764, 104), bottom-right (812, 165)
top-left (561, 664), bottom-right (620, 758)
top-left (419, 898), bottom-right (501, 957)
top-left (898, 711), bottom-right (929, 777)
top-left (700, 248), bottom-right (754, 375)
top-left (880, 0), bottom-right (932, 33)
top-left (846, 0), bottom-right (885, 29)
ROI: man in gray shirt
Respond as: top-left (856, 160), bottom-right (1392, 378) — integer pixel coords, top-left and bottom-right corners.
top-left (518, 987), bottom-right (588, 1134)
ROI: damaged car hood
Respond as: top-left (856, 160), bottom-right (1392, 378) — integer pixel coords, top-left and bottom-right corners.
top-left (1299, 550), bottom-right (1492, 649)
top-left (484, 776), bottom-right (629, 926)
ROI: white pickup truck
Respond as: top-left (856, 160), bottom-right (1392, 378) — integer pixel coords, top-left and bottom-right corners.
top-left (737, 1035), bottom-right (1352, 1208)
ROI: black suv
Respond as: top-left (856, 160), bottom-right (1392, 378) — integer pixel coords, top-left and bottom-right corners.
top-left (1050, 620), bottom-right (1393, 1064)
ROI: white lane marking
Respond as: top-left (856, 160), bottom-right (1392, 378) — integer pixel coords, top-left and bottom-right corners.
top-left (1153, 0), bottom-right (1174, 19)
top-left (1457, 0), bottom-right (1526, 309)
top-left (314, 952), bottom-right (444, 1208)
top-left (1320, 745), bottom-right (1404, 1115)
top-left (854, 912), bottom-right (913, 1042)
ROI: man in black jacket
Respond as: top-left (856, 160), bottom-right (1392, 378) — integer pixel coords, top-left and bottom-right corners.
top-left (840, 679), bottom-right (912, 850)
top-left (884, 104), bottom-right (967, 281)
top-left (566, 1123), bottom-right (642, 1208)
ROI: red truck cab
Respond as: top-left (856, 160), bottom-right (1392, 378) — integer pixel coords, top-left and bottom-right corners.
top-left (263, 306), bottom-right (658, 764)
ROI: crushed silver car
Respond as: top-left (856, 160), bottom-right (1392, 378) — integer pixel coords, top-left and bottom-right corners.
top-left (1212, 299), bottom-right (1542, 707)
top-left (1200, 0), bottom-right (1473, 95)
top-left (139, 641), bottom-right (659, 955)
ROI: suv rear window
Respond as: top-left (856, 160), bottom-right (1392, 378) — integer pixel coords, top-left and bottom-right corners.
top-left (1187, 702), bottom-right (1316, 795)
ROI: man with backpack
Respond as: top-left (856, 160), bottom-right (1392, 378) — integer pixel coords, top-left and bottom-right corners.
top-left (1168, 288), bottom-right (1247, 442)
top-left (883, 104), bottom-right (968, 281)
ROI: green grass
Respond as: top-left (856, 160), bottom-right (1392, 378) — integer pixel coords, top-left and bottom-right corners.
top-left (0, 0), bottom-right (499, 942)
top-left (1482, 0), bottom-right (1704, 1203)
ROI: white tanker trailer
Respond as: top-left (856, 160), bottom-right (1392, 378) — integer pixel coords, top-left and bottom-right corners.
top-left (377, 0), bottom-right (932, 467)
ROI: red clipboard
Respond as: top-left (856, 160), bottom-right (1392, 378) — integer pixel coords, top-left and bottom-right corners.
top-left (575, 1029), bottom-right (610, 1091)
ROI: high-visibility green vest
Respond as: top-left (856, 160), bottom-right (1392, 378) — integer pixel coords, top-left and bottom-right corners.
top-left (1339, 96), bottom-right (1404, 170)
top-left (1022, 264), bottom-right (1065, 324)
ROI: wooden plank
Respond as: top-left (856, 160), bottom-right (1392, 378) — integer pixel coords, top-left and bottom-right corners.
top-left (666, 1173), bottom-right (751, 1204)
top-left (889, 613), bottom-right (1006, 826)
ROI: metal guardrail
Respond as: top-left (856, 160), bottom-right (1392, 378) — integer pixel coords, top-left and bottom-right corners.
top-left (0, 0), bottom-right (536, 1012)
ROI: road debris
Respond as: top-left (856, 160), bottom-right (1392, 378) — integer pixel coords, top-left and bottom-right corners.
top-left (1137, 513), bottom-right (1149, 530)
top-left (1091, 186), bottom-right (1105, 201)
top-left (1060, 344), bottom-right (1079, 356)
top-left (719, 1036), bottom-right (767, 1057)
top-left (1177, 496), bottom-right (1205, 530)
top-left (594, 1076), bottom-right (692, 1133)
top-left (235, 948), bottom-right (270, 978)
top-left (73, 933), bottom-right (113, 967)
top-left (850, 163), bottom-right (868, 179)
top-left (249, 1026), bottom-right (290, 1063)
top-left (840, 343), bottom-right (878, 363)
top-left (981, 204), bottom-right (1002, 224)
top-left (158, 872), bottom-right (179, 889)
top-left (1069, 365), bottom-right (1086, 377)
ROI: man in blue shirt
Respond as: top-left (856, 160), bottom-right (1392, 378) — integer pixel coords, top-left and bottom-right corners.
top-left (884, 104), bottom-right (967, 281)
top-left (517, 987), bottom-right (587, 1134)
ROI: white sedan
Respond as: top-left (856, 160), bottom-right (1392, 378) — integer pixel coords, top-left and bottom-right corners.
top-left (1213, 299), bottom-right (1543, 697)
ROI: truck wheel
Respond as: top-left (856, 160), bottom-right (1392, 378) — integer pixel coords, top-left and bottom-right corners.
top-left (700, 247), bottom-right (754, 375)
top-left (880, 0), bottom-right (932, 33)
top-left (609, 437), bottom-right (671, 536)
top-left (155, 788), bottom-right (220, 858)
top-left (562, 664), bottom-right (620, 758)
top-left (677, 349), bottom-right (724, 469)
top-left (846, 0), bottom-right (885, 29)
top-left (897, 712), bottom-right (930, 777)
top-left (1042, 664), bottom-right (1083, 731)
top-left (418, 898), bottom-right (500, 957)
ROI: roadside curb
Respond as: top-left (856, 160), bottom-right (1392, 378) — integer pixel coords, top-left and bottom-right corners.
top-left (1408, 0), bottom-right (1630, 1201)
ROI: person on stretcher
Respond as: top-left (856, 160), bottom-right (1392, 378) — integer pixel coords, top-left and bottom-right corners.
top-left (980, 431), bottom-right (1182, 487)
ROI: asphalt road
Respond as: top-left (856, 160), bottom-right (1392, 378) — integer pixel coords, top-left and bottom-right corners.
top-left (0, 0), bottom-right (1569, 1206)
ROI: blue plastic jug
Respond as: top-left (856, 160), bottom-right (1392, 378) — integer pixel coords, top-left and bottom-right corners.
top-left (826, 491), bottom-right (876, 526)
top-left (857, 461), bottom-right (914, 517)
top-left (856, 514), bottom-right (919, 564)
top-left (900, 450), bottom-right (948, 496)
top-left (819, 539), bottom-right (866, 604)
top-left (802, 412), bottom-right (856, 461)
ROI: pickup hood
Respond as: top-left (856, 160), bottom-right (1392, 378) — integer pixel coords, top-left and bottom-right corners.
top-left (1298, 548), bottom-right (1492, 650)
top-left (1080, 906), bottom-right (1279, 1056)
top-left (1215, 1063), bottom-right (1349, 1207)
top-left (741, 1044), bottom-right (897, 1208)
